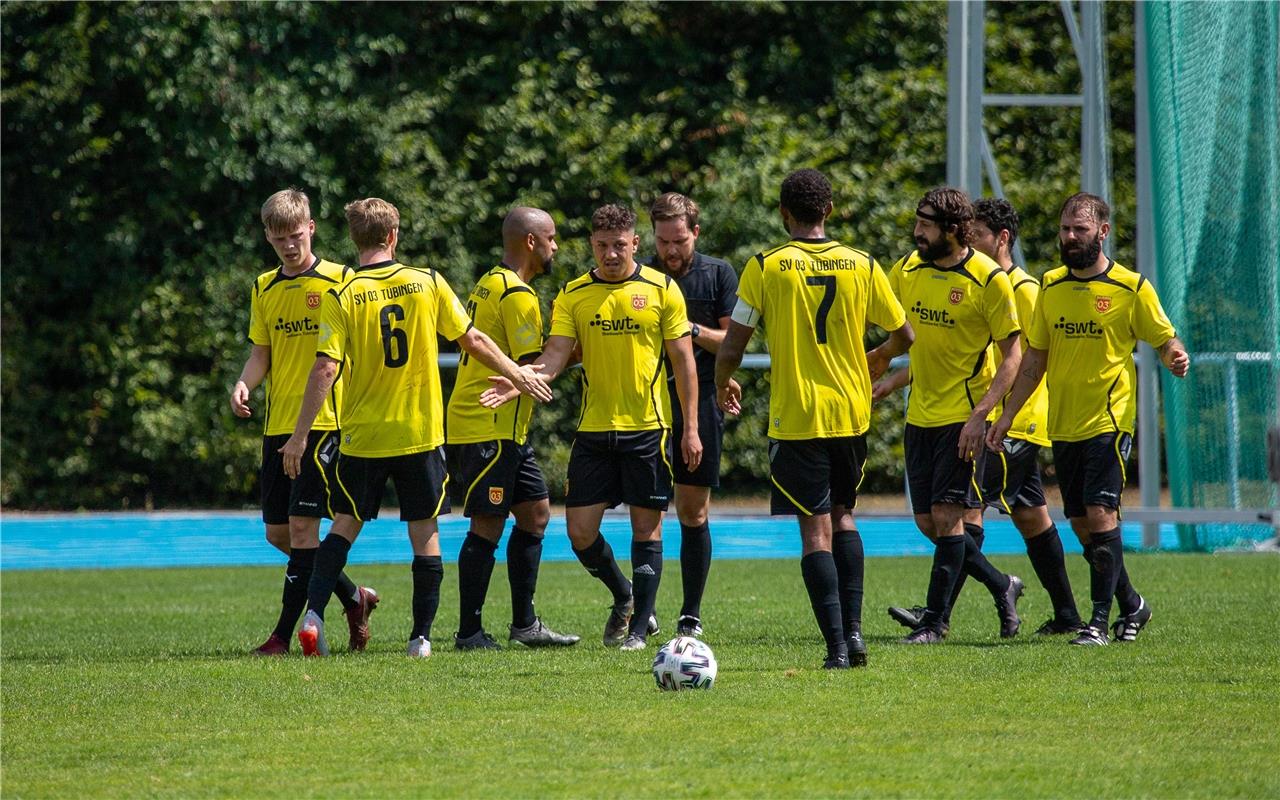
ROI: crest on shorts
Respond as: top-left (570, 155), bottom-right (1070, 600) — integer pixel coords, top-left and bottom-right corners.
top-left (306, 291), bottom-right (322, 309)
top-left (631, 294), bottom-right (648, 311)
top-left (488, 487), bottom-right (504, 505)
top-left (1095, 295), bottom-right (1112, 313)
top-left (949, 287), bottom-right (964, 305)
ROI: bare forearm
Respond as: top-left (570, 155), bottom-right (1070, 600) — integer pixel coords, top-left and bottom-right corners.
top-left (691, 325), bottom-right (727, 353)
top-left (1000, 348), bottom-right (1046, 422)
top-left (714, 323), bottom-right (752, 389)
top-left (460, 330), bottom-right (521, 382)
top-left (236, 346), bottom-right (271, 391)
top-left (290, 358), bottom-right (339, 438)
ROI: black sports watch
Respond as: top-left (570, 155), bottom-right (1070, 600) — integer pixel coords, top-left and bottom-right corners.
top-left (690, 323), bottom-right (701, 339)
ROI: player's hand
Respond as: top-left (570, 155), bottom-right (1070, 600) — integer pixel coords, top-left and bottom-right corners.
top-left (511, 363), bottom-right (554, 403)
top-left (1164, 348), bottom-right (1190, 378)
top-left (481, 376), bottom-right (519, 408)
top-left (682, 428), bottom-right (703, 472)
top-left (717, 381), bottom-right (742, 416)
top-left (866, 347), bottom-right (890, 382)
top-left (957, 414), bottom-right (986, 462)
top-left (230, 382), bottom-right (252, 418)
top-left (278, 434), bottom-right (307, 479)
top-left (871, 379), bottom-right (894, 404)
top-left (985, 416), bottom-right (1013, 452)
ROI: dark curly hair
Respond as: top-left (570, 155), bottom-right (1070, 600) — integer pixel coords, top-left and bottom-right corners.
top-left (780, 169), bottom-right (832, 225)
top-left (974, 197), bottom-right (1020, 247)
top-left (591, 203), bottom-right (637, 234)
top-left (917, 186), bottom-right (974, 245)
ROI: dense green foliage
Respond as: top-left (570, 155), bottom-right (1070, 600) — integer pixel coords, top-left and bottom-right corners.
top-left (1, 2), bottom-right (1137, 508)
top-left (4, 554), bottom-right (1278, 797)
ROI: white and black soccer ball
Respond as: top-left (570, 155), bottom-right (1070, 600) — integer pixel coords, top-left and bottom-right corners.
top-left (651, 636), bottom-right (717, 691)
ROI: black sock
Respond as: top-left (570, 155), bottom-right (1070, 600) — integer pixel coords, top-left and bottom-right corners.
top-left (962, 523), bottom-right (1010, 596)
top-left (924, 536), bottom-right (967, 628)
top-left (831, 530), bottom-right (864, 639)
top-left (457, 533), bottom-right (498, 638)
top-left (333, 571), bottom-right (360, 612)
top-left (629, 540), bottom-right (663, 637)
top-left (307, 534), bottom-right (352, 619)
top-left (273, 547), bottom-right (316, 640)
top-left (411, 555), bottom-right (444, 641)
top-left (679, 522), bottom-right (712, 620)
top-left (507, 527), bottom-right (543, 629)
top-left (1024, 525), bottom-right (1080, 624)
top-left (1114, 562), bottom-right (1142, 616)
top-left (943, 524), bottom-right (981, 621)
top-left (800, 551), bottom-right (844, 651)
top-left (573, 534), bottom-right (632, 604)
top-left (1087, 529), bottom-right (1123, 629)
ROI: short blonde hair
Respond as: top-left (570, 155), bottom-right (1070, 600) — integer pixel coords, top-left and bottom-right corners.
top-left (344, 198), bottom-right (400, 251)
top-left (650, 192), bottom-right (700, 229)
top-left (260, 188), bottom-right (311, 232)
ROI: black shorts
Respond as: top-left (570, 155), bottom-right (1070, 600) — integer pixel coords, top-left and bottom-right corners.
top-left (332, 446), bottom-right (451, 522)
top-left (905, 422), bottom-right (985, 516)
top-left (1052, 432), bottom-right (1132, 519)
top-left (768, 436), bottom-right (867, 516)
top-left (565, 430), bottom-right (673, 510)
top-left (446, 440), bottom-right (549, 517)
top-left (670, 382), bottom-right (724, 488)
top-left (981, 437), bottom-right (1047, 513)
top-left (260, 430), bottom-right (340, 524)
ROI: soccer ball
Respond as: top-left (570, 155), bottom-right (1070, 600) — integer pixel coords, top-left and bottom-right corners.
top-left (651, 636), bottom-right (717, 691)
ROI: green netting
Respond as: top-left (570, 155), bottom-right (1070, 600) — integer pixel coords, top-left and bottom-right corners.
top-left (1146, 0), bottom-right (1280, 550)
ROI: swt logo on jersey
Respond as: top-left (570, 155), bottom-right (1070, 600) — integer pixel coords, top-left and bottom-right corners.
top-left (275, 316), bottom-right (319, 335)
top-left (589, 314), bottom-right (643, 335)
top-left (1053, 317), bottom-right (1105, 338)
top-left (910, 301), bottom-right (955, 328)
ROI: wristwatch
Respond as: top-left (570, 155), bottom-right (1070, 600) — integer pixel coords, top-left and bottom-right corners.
top-left (690, 323), bottom-right (701, 339)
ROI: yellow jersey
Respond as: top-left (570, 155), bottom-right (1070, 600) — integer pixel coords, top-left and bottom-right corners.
top-left (737, 238), bottom-right (906, 440)
top-left (998, 266), bottom-right (1050, 446)
top-left (317, 260), bottom-right (473, 457)
top-left (549, 265), bottom-right (689, 432)
top-left (888, 249), bottom-right (1020, 427)
top-left (447, 265), bottom-right (544, 445)
top-left (1028, 260), bottom-right (1176, 441)
top-left (248, 257), bottom-right (350, 436)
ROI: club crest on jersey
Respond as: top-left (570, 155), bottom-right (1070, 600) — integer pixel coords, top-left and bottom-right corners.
top-left (1095, 295), bottom-right (1112, 313)
top-left (949, 288), bottom-right (964, 305)
top-left (488, 487), bottom-right (504, 505)
top-left (631, 294), bottom-right (648, 311)
top-left (306, 291), bottom-right (322, 309)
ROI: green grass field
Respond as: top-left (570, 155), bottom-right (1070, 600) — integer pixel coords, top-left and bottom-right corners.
top-left (3, 552), bottom-right (1278, 798)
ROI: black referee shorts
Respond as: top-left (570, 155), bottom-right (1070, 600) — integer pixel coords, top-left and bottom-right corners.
top-left (981, 437), bottom-right (1047, 514)
top-left (768, 436), bottom-right (867, 516)
top-left (670, 382), bottom-right (724, 488)
top-left (1052, 432), bottom-right (1132, 519)
top-left (332, 446), bottom-right (451, 522)
top-left (904, 422), bottom-right (984, 516)
top-left (260, 430), bottom-right (340, 524)
top-left (446, 440), bottom-right (549, 518)
top-left (565, 429), bottom-right (673, 511)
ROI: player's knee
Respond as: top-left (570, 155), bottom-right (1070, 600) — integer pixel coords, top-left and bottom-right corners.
top-left (1085, 505), bottom-right (1117, 532)
top-left (264, 524), bottom-right (290, 551)
top-left (288, 517), bottom-right (320, 548)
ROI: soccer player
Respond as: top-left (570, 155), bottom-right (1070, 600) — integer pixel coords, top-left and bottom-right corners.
top-left (647, 192), bottom-right (739, 637)
top-left (714, 169), bottom-right (914, 669)
top-left (280, 198), bottom-right (552, 658)
top-left (230, 188), bottom-right (377, 656)
top-left (444, 207), bottom-right (580, 651)
top-left (882, 187), bottom-right (1026, 645)
top-left (988, 192), bottom-right (1189, 646)
top-left (483, 203), bottom-right (702, 652)
top-left (882, 198), bottom-right (1083, 636)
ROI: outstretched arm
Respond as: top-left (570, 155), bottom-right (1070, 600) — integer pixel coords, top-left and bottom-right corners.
top-left (481, 334), bottom-right (575, 408)
top-left (458, 328), bottom-right (554, 404)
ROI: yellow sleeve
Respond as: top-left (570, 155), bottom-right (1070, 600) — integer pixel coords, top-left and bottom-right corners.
top-left (434, 273), bottom-right (473, 341)
top-left (737, 256), bottom-right (765, 312)
top-left (984, 269), bottom-right (1020, 341)
top-left (548, 288), bottom-right (577, 339)
top-left (662, 280), bottom-right (690, 340)
top-left (500, 289), bottom-right (544, 361)
top-left (248, 282), bottom-right (269, 345)
top-left (316, 290), bottom-right (346, 362)
top-left (868, 260), bottom-right (907, 331)
top-left (1132, 278), bottom-right (1177, 349)
top-left (1027, 283), bottom-right (1050, 350)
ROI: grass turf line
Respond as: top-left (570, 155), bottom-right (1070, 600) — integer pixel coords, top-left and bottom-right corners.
top-left (3, 553), bottom-right (1277, 798)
